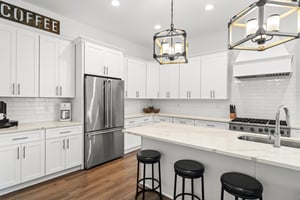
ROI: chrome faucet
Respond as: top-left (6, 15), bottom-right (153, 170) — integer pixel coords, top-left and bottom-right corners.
top-left (269, 105), bottom-right (290, 147)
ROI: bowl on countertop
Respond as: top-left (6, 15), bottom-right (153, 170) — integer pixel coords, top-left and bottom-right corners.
top-left (153, 108), bottom-right (160, 113)
top-left (143, 108), bottom-right (153, 113)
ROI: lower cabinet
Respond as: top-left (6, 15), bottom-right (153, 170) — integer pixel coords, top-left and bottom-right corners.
top-left (46, 127), bottom-right (82, 175)
top-left (173, 118), bottom-right (195, 126)
top-left (0, 130), bottom-right (45, 190)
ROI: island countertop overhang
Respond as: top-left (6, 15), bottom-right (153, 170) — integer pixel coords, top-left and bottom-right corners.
top-left (124, 123), bottom-right (300, 172)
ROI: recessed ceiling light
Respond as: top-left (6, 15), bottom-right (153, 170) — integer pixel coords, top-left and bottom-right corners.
top-left (154, 24), bottom-right (161, 30)
top-left (111, 0), bottom-right (120, 7)
top-left (205, 4), bottom-right (214, 11)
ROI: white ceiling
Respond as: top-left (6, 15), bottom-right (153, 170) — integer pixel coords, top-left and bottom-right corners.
top-left (22, 0), bottom-right (254, 47)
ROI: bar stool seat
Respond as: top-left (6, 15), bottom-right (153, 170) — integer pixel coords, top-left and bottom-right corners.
top-left (137, 150), bottom-right (161, 164)
top-left (221, 172), bottom-right (263, 200)
top-left (174, 160), bottom-right (205, 178)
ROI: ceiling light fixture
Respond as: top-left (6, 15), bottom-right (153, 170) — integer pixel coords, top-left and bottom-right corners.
top-left (154, 24), bottom-right (162, 30)
top-left (111, 0), bottom-right (120, 7)
top-left (153, 0), bottom-right (188, 65)
top-left (228, 0), bottom-right (300, 51)
top-left (205, 4), bottom-right (214, 11)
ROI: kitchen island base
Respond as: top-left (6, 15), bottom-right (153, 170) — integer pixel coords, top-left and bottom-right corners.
top-left (142, 138), bottom-right (300, 200)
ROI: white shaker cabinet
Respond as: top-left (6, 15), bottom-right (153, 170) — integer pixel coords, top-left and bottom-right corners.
top-left (0, 144), bottom-right (21, 189)
top-left (201, 52), bottom-right (228, 99)
top-left (146, 62), bottom-right (160, 99)
top-left (40, 35), bottom-right (75, 98)
top-left (0, 130), bottom-right (45, 190)
top-left (127, 58), bottom-right (146, 98)
top-left (45, 126), bottom-right (83, 175)
top-left (0, 25), bottom-right (39, 97)
top-left (84, 42), bottom-right (123, 78)
top-left (179, 57), bottom-right (201, 99)
top-left (159, 64), bottom-right (180, 99)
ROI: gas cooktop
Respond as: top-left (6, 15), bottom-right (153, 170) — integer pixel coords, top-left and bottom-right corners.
top-left (230, 117), bottom-right (290, 137)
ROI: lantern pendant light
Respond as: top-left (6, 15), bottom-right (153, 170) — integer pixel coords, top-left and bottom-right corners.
top-left (228, 0), bottom-right (300, 51)
top-left (153, 0), bottom-right (188, 65)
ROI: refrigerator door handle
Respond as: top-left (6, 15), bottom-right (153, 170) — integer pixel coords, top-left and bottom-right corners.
top-left (110, 80), bottom-right (113, 128)
top-left (88, 128), bottom-right (123, 136)
top-left (104, 80), bottom-right (109, 128)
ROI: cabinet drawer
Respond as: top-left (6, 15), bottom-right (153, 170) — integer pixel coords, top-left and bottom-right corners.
top-left (0, 130), bottom-right (45, 146)
top-left (139, 116), bottom-right (153, 124)
top-left (195, 120), bottom-right (228, 130)
top-left (173, 118), bottom-right (195, 126)
top-left (125, 118), bottom-right (141, 127)
top-left (125, 116), bottom-right (153, 128)
top-left (153, 116), bottom-right (173, 123)
top-left (46, 126), bottom-right (82, 139)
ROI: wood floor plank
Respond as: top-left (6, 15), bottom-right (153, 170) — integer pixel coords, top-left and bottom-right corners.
top-left (0, 151), bottom-right (170, 200)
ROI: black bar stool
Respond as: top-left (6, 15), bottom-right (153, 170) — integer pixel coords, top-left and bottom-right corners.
top-left (173, 159), bottom-right (205, 200)
top-left (136, 150), bottom-right (162, 200)
top-left (220, 172), bottom-right (263, 200)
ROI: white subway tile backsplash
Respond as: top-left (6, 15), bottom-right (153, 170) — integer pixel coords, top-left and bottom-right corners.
top-left (0, 98), bottom-right (71, 123)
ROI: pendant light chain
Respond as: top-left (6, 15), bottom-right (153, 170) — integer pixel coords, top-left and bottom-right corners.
top-left (171, 0), bottom-right (174, 30)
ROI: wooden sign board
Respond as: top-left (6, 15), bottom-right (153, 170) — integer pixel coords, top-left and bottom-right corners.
top-left (0, 1), bottom-right (60, 34)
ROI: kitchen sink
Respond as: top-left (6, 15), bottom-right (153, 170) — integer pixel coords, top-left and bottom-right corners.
top-left (238, 135), bottom-right (300, 149)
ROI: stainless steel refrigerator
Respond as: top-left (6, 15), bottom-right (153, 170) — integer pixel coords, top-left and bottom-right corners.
top-left (84, 75), bottom-right (124, 169)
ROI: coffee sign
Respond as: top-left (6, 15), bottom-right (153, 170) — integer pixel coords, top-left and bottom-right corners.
top-left (0, 1), bottom-right (60, 34)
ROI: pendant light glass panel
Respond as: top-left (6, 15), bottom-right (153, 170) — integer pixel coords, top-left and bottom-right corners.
top-left (228, 0), bottom-right (300, 51)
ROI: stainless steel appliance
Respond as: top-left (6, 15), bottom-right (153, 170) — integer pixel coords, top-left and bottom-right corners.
top-left (229, 117), bottom-right (291, 137)
top-left (59, 103), bottom-right (71, 122)
top-left (84, 75), bottom-right (124, 169)
top-left (0, 101), bottom-right (18, 129)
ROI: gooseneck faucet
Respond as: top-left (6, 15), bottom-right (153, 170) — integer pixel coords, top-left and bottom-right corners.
top-left (269, 105), bottom-right (290, 147)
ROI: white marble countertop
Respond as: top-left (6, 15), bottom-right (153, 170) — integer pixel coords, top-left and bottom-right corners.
top-left (125, 113), bottom-right (230, 123)
top-left (0, 121), bottom-right (82, 135)
top-left (124, 123), bottom-right (300, 171)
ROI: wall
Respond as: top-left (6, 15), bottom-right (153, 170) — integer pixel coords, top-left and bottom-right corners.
top-left (0, 98), bottom-right (70, 123)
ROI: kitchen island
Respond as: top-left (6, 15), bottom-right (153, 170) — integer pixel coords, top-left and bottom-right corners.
top-left (124, 123), bottom-right (300, 200)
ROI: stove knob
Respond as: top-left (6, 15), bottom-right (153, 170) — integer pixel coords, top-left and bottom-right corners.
top-left (250, 128), bottom-right (255, 132)
top-left (280, 130), bottom-right (284, 135)
top-left (258, 128), bottom-right (263, 133)
top-left (264, 128), bottom-right (269, 133)
top-left (240, 127), bottom-right (244, 131)
top-left (271, 129), bottom-right (275, 134)
top-left (232, 126), bottom-right (236, 130)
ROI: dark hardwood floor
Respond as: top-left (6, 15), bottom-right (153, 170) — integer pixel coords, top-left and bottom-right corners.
top-left (0, 151), bottom-right (170, 200)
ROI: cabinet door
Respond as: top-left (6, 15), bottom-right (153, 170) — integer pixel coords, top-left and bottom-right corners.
top-left (16, 30), bottom-right (39, 97)
top-left (65, 135), bottom-right (82, 169)
top-left (0, 145), bottom-right (21, 189)
top-left (179, 57), bottom-right (201, 99)
top-left (21, 141), bottom-right (45, 182)
top-left (127, 59), bottom-right (146, 98)
top-left (124, 133), bottom-right (141, 153)
top-left (59, 40), bottom-right (75, 97)
top-left (0, 24), bottom-right (16, 96)
top-left (159, 65), bottom-right (170, 99)
top-left (40, 35), bottom-right (59, 97)
top-left (85, 42), bottom-right (105, 76)
top-left (46, 137), bottom-right (65, 175)
top-left (201, 52), bottom-right (228, 99)
top-left (104, 49), bottom-right (123, 78)
top-left (146, 62), bottom-right (160, 99)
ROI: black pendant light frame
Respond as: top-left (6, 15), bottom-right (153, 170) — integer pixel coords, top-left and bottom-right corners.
top-left (153, 0), bottom-right (188, 65)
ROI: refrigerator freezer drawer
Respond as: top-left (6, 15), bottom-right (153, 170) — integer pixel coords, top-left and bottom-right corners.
top-left (84, 128), bottom-right (124, 169)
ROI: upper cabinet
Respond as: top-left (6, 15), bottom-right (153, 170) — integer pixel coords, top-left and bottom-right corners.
top-left (0, 25), bottom-right (39, 97)
top-left (200, 51), bottom-right (228, 99)
top-left (179, 57), bottom-right (201, 99)
top-left (84, 42), bottom-right (123, 78)
top-left (126, 58), bottom-right (146, 99)
top-left (160, 64), bottom-right (180, 99)
top-left (40, 35), bottom-right (75, 98)
top-left (146, 62), bottom-right (160, 99)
